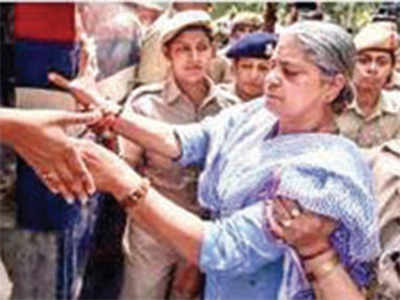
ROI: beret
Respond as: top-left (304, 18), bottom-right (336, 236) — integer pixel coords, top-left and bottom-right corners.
top-left (226, 32), bottom-right (278, 59)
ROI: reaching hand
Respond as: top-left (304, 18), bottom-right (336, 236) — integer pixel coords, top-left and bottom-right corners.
top-left (8, 109), bottom-right (102, 204)
top-left (48, 72), bottom-right (121, 135)
top-left (48, 72), bottom-right (107, 110)
top-left (73, 139), bottom-right (143, 200)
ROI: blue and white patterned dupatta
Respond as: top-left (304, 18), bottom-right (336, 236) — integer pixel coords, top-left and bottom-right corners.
top-left (258, 134), bottom-right (380, 300)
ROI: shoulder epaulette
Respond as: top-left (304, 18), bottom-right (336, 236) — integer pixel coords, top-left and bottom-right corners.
top-left (127, 82), bottom-right (164, 104)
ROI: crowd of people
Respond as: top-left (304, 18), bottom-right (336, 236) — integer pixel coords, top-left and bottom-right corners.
top-left (2, 2), bottom-right (400, 300)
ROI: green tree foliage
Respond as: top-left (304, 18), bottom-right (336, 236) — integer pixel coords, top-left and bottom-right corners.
top-left (212, 2), bottom-right (383, 34)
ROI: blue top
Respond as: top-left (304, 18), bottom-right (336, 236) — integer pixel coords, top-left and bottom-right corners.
top-left (174, 98), bottom-right (379, 300)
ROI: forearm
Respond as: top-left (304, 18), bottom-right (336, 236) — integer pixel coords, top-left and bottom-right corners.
top-left (313, 267), bottom-right (365, 300)
top-left (305, 251), bottom-right (365, 300)
top-left (114, 181), bottom-right (204, 265)
top-left (113, 112), bottom-right (181, 159)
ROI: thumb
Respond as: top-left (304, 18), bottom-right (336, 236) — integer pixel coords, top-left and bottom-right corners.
top-left (55, 110), bottom-right (103, 126)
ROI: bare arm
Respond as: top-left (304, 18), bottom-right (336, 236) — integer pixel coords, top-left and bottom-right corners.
top-left (267, 198), bottom-right (366, 300)
top-left (304, 250), bottom-right (365, 300)
top-left (126, 187), bottom-right (204, 265)
top-left (114, 103), bottom-right (181, 160)
top-left (77, 140), bottom-right (283, 269)
top-left (49, 72), bottom-right (182, 160)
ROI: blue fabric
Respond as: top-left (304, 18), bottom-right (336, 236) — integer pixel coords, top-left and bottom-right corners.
top-left (15, 40), bottom-right (80, 88)
top-left (174, 98), bottom-right (379, 300)
top-left (226, 32), bottom-right (277, 59)
top-left (16, 158), bottom-right (103, 299)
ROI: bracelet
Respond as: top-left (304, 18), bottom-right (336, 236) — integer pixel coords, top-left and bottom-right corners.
top-left (114, 104), bottom-right (124, 118)
top-left (305, 251), bottom-right (340, 282)
top-left (120, 178), bottom-right (151, 210)
top-left (301, 246), bottom-right (332, 260)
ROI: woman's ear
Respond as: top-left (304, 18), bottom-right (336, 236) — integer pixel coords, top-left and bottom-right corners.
top-left (323, 74), bottom-right (346, 104)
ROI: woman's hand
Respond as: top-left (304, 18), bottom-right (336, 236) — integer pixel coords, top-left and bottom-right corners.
top-left (73, 139), bottom-right (142, 200)
top-left (265, 197), bottom-right (338, 258)
top-left (48, 72), bottom-right (121, 132)
top-left (8, 109), bottom-right (102, 203)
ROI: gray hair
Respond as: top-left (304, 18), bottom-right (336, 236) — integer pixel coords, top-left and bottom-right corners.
top-left (283, 21), bottom-right (356, 114)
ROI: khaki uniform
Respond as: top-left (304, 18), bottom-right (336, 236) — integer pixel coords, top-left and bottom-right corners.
top-left (119, 77), bottom-right (239, 300)
top-left (364, 141), bottom-right (400, 299)
top-left (136, 10), bottom-right (231, 85)
top-left (337, 90), bottom-right (400, 148)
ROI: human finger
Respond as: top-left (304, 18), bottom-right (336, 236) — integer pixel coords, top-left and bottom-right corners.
top-left (54, 159), bottom-right (83, 203)
top-left (272, 197), bottom-right (293, 228)
top-left (48, 72), bottom-right (71, 90)
top-left (278, 198), bottom-right (303, 219)
top-left (56, 110), bottom-right (103, 127)
top-left (64, 147), bottom-right (91, 203)
top-left (34, 167), bottom-right (60, 195)
top-left (66, 146), bottom-right (94, 202)
top-left (265, 202), bottom-right (285, 240)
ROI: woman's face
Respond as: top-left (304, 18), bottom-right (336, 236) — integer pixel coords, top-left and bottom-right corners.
top-left (353, 50), bottom-right (393, 92)
top-left (264, 34), bottom-right (334, 132)
top-left (234, 57), bottom-right (270, 101)
top-left (165, 29), bottom-right (214, 84)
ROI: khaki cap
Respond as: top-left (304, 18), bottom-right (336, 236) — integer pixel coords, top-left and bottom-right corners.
top-left (161, 10), bottom-right (212, 46)
top-left (231, 12), bottom-right (262, 31)
top-left (354, 22), bottom-right (398, 54)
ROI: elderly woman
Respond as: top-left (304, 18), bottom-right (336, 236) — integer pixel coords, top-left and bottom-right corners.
top-left (65, 21), bottom-right (377, 300)
top-left (118, 10), bottom-right (238, 300)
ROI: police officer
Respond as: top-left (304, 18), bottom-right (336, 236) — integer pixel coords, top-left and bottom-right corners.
top-left (219, 32), bottom-right (277, 101)
top-left (337, 22), bottom-right (400, 148)
top-left (119, 11), bottom-right (240, 300)
top-left (363, 139), bottom-right (400, 299)
top-left (219, 11), bottom-right (263, 56)
top-left (135, 3), bottom-right (231, 86)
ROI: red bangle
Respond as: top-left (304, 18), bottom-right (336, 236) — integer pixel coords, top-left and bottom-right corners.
top-left (301, 246), bottom-right (332, 260)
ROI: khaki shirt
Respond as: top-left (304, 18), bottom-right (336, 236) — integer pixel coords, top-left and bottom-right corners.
top-left (365, 141), bottom-right (400, 299)
top-left (136, 10), bottom-right (232, 85)
top-left (218, 82), bottom-right (261, 102)
top-left (218, 82), bottom-right (238, 99)
top-left (337, 90), bottom-right (400, 148)
top-left (120, 77), bottom-right (240, 214)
